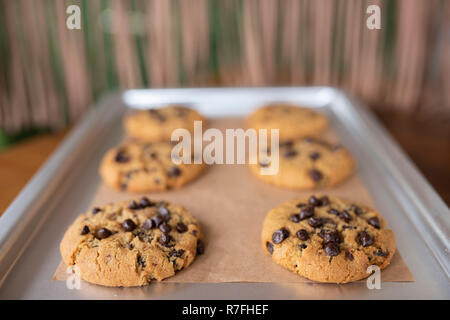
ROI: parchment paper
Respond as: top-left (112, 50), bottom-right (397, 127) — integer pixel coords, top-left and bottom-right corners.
top-left (55, 118), bottom-right (414, 283)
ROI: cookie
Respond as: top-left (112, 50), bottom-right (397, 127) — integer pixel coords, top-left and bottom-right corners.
top-left (261, 195), bottom-right (396, 283)
top-left (124, 105), bottom-right (205, 142)
top-left (60, 198), bottom-right (204, 287)
top-left (249, 137), bottom-right (355, 190)
top-left (246, 103), bottom-right (328, 142)
top-left (99, 141), bottom-right (205, 193)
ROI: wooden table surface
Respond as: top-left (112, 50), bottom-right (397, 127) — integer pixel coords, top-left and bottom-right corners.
top-left (0, 130), bottom-right (68, 214)
top-left (0, 112), bottom-right (449, 215)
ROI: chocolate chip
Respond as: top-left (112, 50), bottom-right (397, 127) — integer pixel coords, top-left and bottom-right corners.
top-left (120, 183), bottom-right (127, 191)
top-left (139, 197), bottom-right (154, 208)
top-left (176, 222), bottom-right (188, 233)
top-left (272, 228), bottom-right (290, 244)
top-left (149, 152), bottom-right (158, 159)
top-left (299, 205), bottom-right (315, 220)
top-left (157, 206), bottom-right (169, 216)
top-left (122, 219), bottom-right (137, 232)
top-left (167, 167), bottom-right (181, 177)
top-left (134, 230), bottom-right (151, 242)
top-left (320, 196), bottom-right (329, 206)
top-left (345, 250), bottom-right (354, 261)
top-left (309, 169), bottom-right (323, 182)
top-left (290, 214), bottom-right (301, 223)
top-left (143, 218), bottom-right (155, 230)
top-left (324, 242), bottom-right (340, 256)
top-left (169, 249), bottom-right (185, 258)
top-left (266, 242), bottom-right (274, 254)
top-left (317, 229), bottom-right (326, 238)
top-left (96, 228), bottom-right (112, 239)
top-left (308, 217), bottom-right (323, 228)
top-left (357, 231), bottom-right (374, 247)
top-left (159, 233), bottom-right (172, 246)
top-left (351, 205), bottom-right (364, 215)
top-left (283, 150), bottom-right (298, 158)
top-left (374, 249), bottom-right (388, 257)
top-left (319, 230), bottom-right (341, 243)
top-left (296, 229), bottom-right (309, 241)
top-left (308, 195), bottom-right (322, 207)
top-left (80, 225), bottom-right (90, 235)
top-left (196, 240), bottom-right (205, 255)
top-left (159, 222), bottom-right (171, 233)
top-left (342, 225), bottom-right (355, 230)
top-left (125, 170), bottom-right (136, 179)
top-left (368, 217), bottom-right (381, 229)
top-left (296, 203), bottom-right (307, 208)
top-left (309, 152), bottom-right (321, 161)
top-left (298, 244), bottom-right (308, 249)
top-left (128, 200), bottom-right (140, 210)
top-left (92, 207), bottom-right (102, 214)
top-left (152, 215), bottom-right (163, 227)
top-left (114, 151), bottom-right (129, 163)
top-left (339, 210), bottom-right (352, 223)
top-left (137, 255), bottom-right (146, 268)
top-left (327, 208), bottom-right (340, 215)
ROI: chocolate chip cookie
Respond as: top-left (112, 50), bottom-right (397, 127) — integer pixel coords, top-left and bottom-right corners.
top-left (246, 103), bottom-right (328, 142)
top-left (99, 141), bottom-right (205, 193)
top-left (261, 195), bottom-right (396, 283)
top-left (60, 198), bottom-right (204, 287)
top-left (250, 137), bottom-right (355, 190)
top-left (124, 105), bottom-right (205, 142)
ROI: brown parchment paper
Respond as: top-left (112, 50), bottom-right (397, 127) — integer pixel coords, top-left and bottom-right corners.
top-left (54, 118), bottom-right (414, 283)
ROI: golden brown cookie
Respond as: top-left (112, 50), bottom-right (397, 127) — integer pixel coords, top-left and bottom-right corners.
top-left (261, 195), bottom-right (396, 283)
top-left (249, 138), bottom-right (355, 190)
top-left (60, 198), bottom-right (204, 287)
top-left (124, 105), bottom-right (205, 142)
top-left (246, 103), bottom-right (328, 142)
top-left (99, 141), bottom-right (205, 193)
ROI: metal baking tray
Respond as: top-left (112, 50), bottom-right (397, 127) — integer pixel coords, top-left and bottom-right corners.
top-left (0, 87), bottom-right (448, 299)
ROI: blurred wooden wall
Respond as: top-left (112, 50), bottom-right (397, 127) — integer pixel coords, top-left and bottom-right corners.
top-left (0, 0), bottom-right (449, 134)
